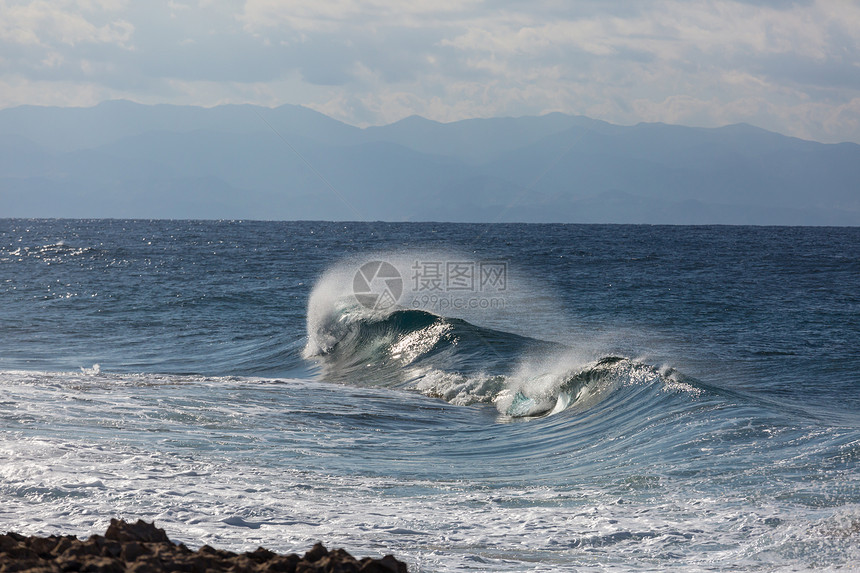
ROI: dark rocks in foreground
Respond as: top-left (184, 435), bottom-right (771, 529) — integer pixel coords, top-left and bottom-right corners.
top-left (0, 519), bottom-right (408, 572)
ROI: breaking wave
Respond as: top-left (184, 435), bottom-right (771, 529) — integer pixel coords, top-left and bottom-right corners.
top-left (304, 258), bottom-right (699, 418)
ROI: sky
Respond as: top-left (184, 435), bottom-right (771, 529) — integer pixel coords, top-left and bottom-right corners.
top-left (1, 0), bottom-right (859, 143)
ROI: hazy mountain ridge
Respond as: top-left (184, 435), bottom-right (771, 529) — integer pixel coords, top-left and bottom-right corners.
top-left (1, 101), bottom-right (858, 224)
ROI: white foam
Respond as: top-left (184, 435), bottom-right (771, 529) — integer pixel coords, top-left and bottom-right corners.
top-left (2, 369), bottom-right (857, 572)
top-left (409, 367), bottom-right (504, 406)
top-left (80, 363), bottom-right (101, 376)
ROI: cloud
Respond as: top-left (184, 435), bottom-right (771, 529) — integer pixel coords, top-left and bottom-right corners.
top-left (0, 0), bottom-right (133, 48)
top-left (0, 0), bottom-right (858, 144)
top-left (239, 0), bottom-right (481, 34)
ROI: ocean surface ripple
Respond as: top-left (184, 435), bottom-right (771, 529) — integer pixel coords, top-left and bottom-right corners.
top-left (1, 219), bottom-right (859, 572)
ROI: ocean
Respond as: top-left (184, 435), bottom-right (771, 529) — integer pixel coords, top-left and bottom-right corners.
top-left (1, 219), bottom-right (858, 571)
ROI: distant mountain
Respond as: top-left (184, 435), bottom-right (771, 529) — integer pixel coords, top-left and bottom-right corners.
top-left (0, 100), bottom-right (858, 224)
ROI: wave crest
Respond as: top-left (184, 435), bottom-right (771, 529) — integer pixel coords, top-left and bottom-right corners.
top-left (304, 258), bottom-right (698, 418)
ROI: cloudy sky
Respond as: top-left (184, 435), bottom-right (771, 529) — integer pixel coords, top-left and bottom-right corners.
top-left (1, 0), bottom-right (859, 143)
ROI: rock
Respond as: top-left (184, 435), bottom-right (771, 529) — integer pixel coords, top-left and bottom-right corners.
top-left (359, 554), bottom-right (408, 573)
top-left (49, 537), bottom-right (75, 557)
top-left (0, 521), bottom-right (409, 573)
top-left (104, 520), bottom-right (169, 544)
top-left (78, 556), bottom-right (123, 573)
top-left (302, 542), bottom-right (329, 563)
top-left (247, 547), bottom-right (277, 564)
top-left (119, 541), bottom-right (146, 562)
top-left (24, 537), bottom-right (58, 558)
top-left (58, 539), bottom-right (100, 560)
top-left (126, 561), bottom-right (160, 573)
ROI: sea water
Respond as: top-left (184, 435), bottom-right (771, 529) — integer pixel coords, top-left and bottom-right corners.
top-left (1, 219), bottom-right (858, 571)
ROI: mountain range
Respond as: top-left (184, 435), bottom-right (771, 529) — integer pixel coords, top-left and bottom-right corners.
top-left (1, 100), bottom-right (858, 224)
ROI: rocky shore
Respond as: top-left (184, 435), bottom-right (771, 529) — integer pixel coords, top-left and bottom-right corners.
top-left (0, 519), bottom-right (408, 572)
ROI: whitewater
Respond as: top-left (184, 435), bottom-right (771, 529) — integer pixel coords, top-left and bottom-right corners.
top-left (1, 219), bottom-right (859, 571)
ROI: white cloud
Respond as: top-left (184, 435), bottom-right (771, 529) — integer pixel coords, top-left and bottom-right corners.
top-left (0, 75), bottom-right (108, 107)
top-left (0, 0), bottom-right (133, 48)
top-left (240, 0), bottom-right (480, 33)
top-left (0, 0), bottom-right (859, 143)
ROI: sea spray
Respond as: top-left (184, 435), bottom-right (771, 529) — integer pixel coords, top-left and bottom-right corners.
top-left (3, 220), bottom-right (859, 571)
top-left (304, 253), bottom-right (700, 418)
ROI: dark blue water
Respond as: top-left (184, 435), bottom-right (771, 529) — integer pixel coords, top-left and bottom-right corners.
top-left (1, 219), bottom-right (859, 571)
